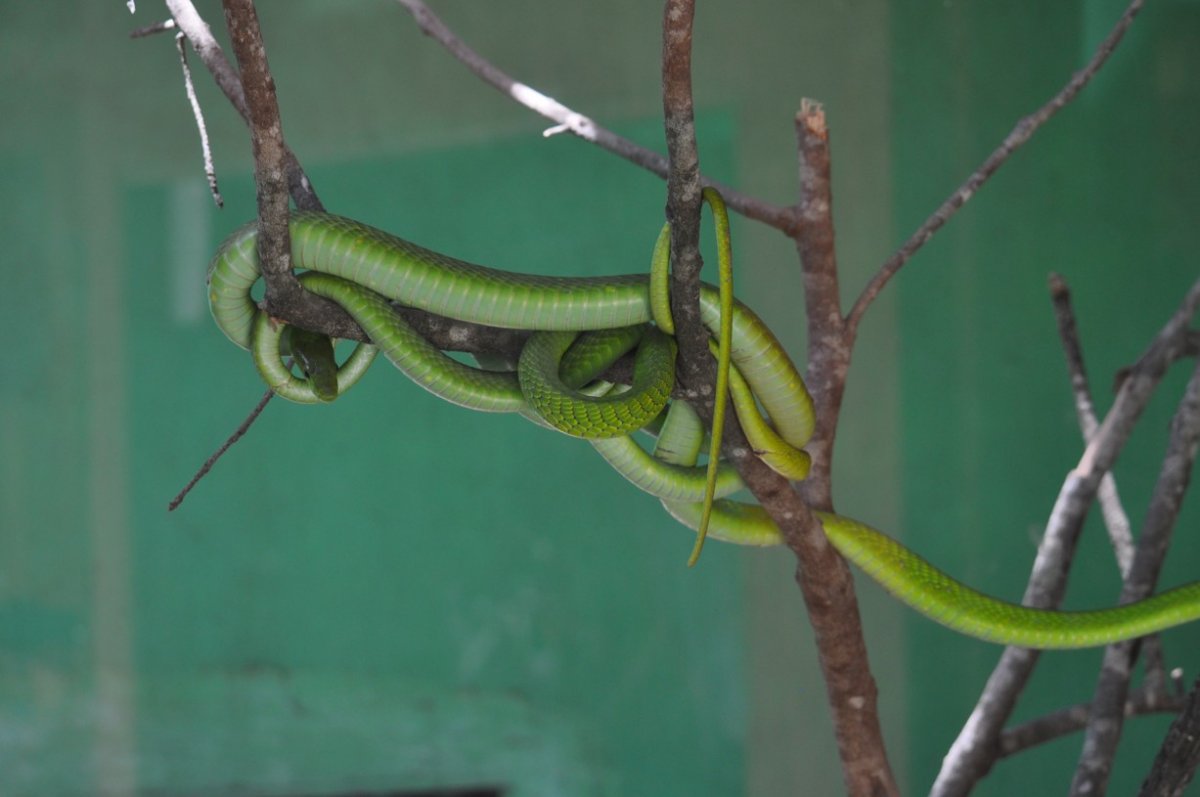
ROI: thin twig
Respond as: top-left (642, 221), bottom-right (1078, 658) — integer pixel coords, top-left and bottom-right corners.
top-left (173, 31), bottom-right (223, 207)
top-left (163, 1), bottom-right (250, 119)
top-left (168, 388), bottom-right (274, 510)
top-left (1049, 273), bottom-right (1135, 572)
top-left (161, 0), bottom-right (586, 351)
top-left (159, 0), bottom-right (692, 508)
top-left (845, 0), bottom-right (1147, 344)
top-left (162, 0), bottom-right (322, 212)
top-left (998, 686), bottom-right (1186, 761)
top-left (1070, 360), bottom-right (1200, 795)
top-left (392, 0), bottom-right (797, 235)
top-left (130, 18), bottom-right (176, 38)
top-left (1051, 271), bottom-right (1171, 698)
top-left (932, 277), bottom-right (1200, 797)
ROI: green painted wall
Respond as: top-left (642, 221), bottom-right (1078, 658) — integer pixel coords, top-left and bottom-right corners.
top-left (3, 1), bottom-right (1196, 795)
top-left (894, 2), bottom-right (1200, 794)
top-left (1, 3), bottom-right (894, 794)
top-left (124, 123), bottom-right (751, 796)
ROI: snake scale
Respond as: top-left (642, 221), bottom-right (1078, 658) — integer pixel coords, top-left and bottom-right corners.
top-left (207, 207), bottom-right (1200, 649)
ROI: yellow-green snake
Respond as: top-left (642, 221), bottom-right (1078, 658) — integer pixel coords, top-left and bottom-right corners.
top-left (207, 204), bottom-right (1200, 650)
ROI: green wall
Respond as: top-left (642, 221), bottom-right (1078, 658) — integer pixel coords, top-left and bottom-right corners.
top-left (894, 2), bottom-right (1200, 794)
top-left (2, 1), bottom-right (1197, 795)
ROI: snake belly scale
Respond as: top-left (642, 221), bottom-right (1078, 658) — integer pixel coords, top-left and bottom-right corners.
top-left (207, 210), bottom-right (1200, 650)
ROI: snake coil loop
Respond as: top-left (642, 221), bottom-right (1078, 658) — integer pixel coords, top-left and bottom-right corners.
top-left (206, 204), bottom-right (1200, 649)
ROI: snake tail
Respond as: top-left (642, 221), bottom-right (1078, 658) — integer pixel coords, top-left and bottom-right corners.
top-left (665, 500), bottom-right (1200, 650)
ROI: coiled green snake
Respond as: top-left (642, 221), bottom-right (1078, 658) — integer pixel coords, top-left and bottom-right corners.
top-left (207, 199), bottom-right (1200, 650)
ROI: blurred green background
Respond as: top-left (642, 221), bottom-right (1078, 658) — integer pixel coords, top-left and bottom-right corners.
top-left (1, 1), bottom-right (1197, 795)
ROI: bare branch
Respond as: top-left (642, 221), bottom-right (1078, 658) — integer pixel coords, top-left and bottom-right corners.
top-left (845, 0), bottom-right (1147, 340)
top-left (159, 0), bottom-right (793, 363)
top-left (392, 0), bottom-right (797, 234)
top-left (1050, 272), bottom-right (1170, 691)
top-left (220, 0), bottom-right (302, 311)
top-left (932, 277), bottom-right (1200, 797)
top-left (1070, 360), bottom-right (1200, 795)
top-left (788, 100), bottom-right (900, 797)
top-left (163, 0), bottom-right (322, 211)
top-left (130, 18), bottom-right (176, 38)
top-left (216, 0), bottom-right (373, 347)
top-left (173, 31), bottom-right (223, 207)
top-left (655, 9), bottom-right (895, 793)
top-left (169, 388), bottom-right (274, 510)
top-left (164, 0), bottom-right (250, 120)
top-left (1138, 673), bottom-right (1200, 797)
top-left (998, 686), bottom-right (1186, 761)
top-left (162, 0), bottom-right (669, 354)
top-left (794, 101), bottom-right (846, 488)
top-left (1049, 273), bottom-right (1135, 572)
top-left (660, 0), bottom-right (707, 398)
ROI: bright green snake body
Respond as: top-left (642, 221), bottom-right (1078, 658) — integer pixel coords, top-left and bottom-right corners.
top-left (207, 210), bottom-right (1200, 650)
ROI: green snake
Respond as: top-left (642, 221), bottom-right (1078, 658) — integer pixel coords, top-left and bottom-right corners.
top-left (207, 206), bottom-right (1200, 650)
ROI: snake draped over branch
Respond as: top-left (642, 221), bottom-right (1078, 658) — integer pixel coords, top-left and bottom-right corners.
top-left (206, 195), bottom-right (1200, 650)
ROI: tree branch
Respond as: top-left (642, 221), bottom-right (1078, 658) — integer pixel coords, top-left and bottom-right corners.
top-left (1069, 359), bottom-right (1200, 795)
top-left (168, 387), bottom-right (274, 510)
top-left (154, 6), bottom-right (1188, 794)
top-left (168, 0), bottom-right (369, 344)
top-left (845, 0), bottom-right (1146, 344)
top-left (932, 277), bottom-right (1200, 797)
top-left (1050, 272), bottom-right (1173, 685)
top-left (658, 8), bottom-right (895, 795)
top-left (660, 0), bottom-right (707, 395)
top-left (221, 0), bottom-right (306, 318)
top-left (163, 0), bottom-right (681, 357)
top-left (794, 101), bottom-right (846, 490)
top-left (392, 0), bottom-right (798, 235)
top-left (998, 686), bottom-right (1186, 761)
top-left (785, 102), bottom-right (900, 796)
top-left (1049, 273), bottom-right (1136, 574)
top-left (1138, 673), bottom-right (1200, 797)
top-left (165, 0), bottom-right (321, 210)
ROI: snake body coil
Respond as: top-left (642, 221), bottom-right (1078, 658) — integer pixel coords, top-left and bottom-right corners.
top-left (208, 211), bottom-right (1200, 650)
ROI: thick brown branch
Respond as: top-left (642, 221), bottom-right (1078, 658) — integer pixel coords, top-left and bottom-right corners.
top-left (218, 0), bottom-right (376, 346)
top-left (660, 0), bottom-right (709, 405)
top-left (794, 101), bottom-right (846, 490)
top-left (164, 0), bottom-right (321, 211)
top-left (788, 101), bottom-right (899, 797)
top-left (167, 1), bottom-right (354, 337)
top-left (169, 0), bottom-right (644, 353)
top-left (221, 1), bottom-right (295, 299)
top-left (163, 1), bottom-right (364, 503)
top-left (656, 29), bottom-right (893, 797)
top-left (845, 0), bottom-right (1146, 342)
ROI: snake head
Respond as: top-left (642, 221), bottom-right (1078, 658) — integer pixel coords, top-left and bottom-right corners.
top-left (283, 326), bottom-right (339, 403)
